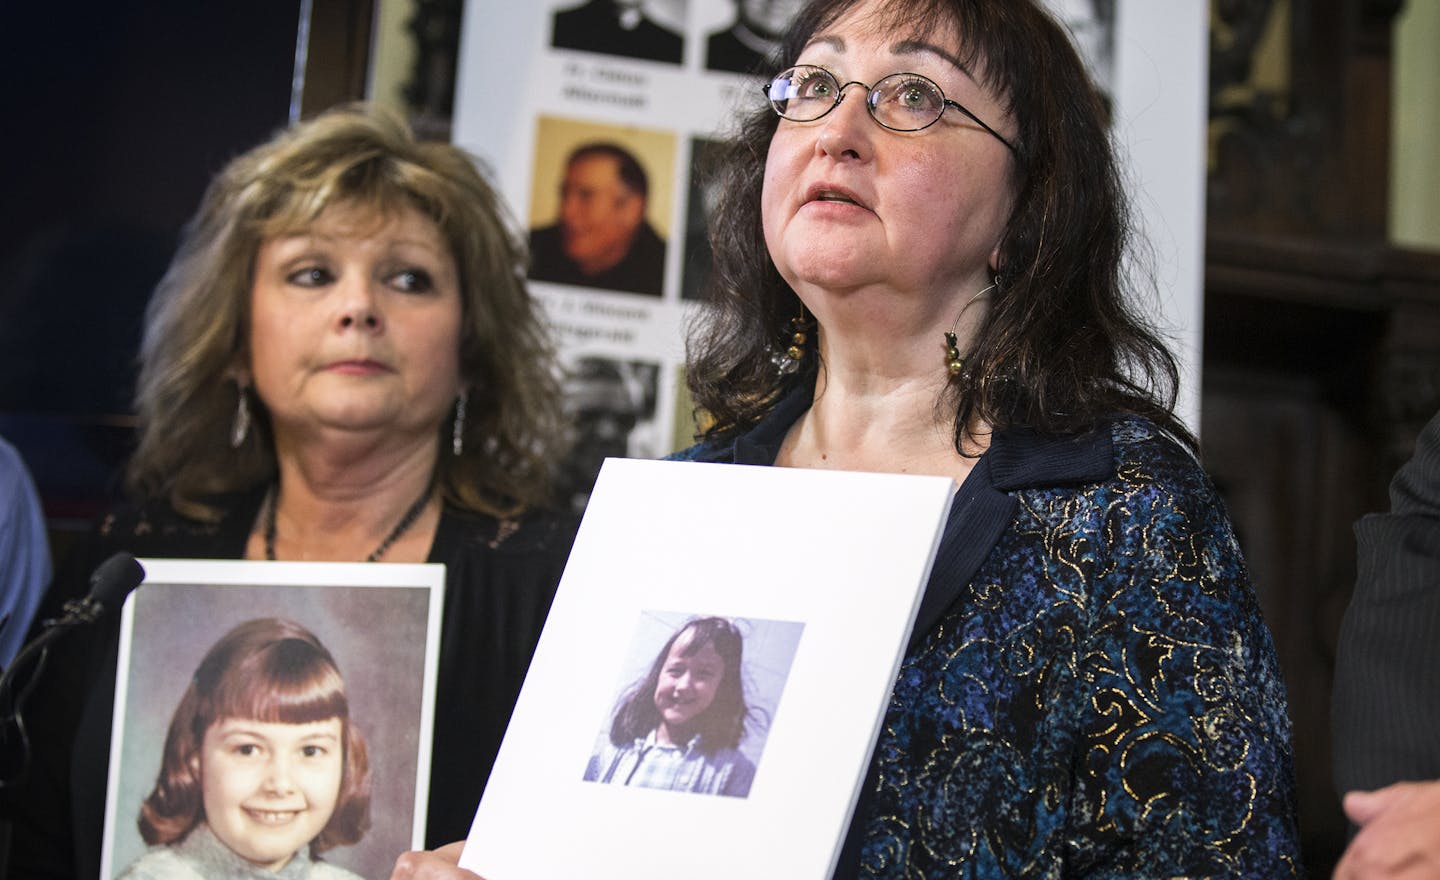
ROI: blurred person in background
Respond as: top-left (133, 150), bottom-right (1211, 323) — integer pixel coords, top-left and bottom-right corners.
top-left (1333, 407), bottom-right (1440, 880)
top-left (0, 435), bottom-right (50, 669)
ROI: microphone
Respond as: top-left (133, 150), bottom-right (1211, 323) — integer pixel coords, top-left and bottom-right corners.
top-left (59, 552), bottom-right (146, 626)
top-left (0, 553), bottom-right (146, 785)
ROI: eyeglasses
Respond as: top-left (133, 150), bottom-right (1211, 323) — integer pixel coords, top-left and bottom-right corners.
top-left (763, 64), bottom-right (1017, 154)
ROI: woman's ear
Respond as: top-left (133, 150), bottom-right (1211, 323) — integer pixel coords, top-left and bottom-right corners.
top-left (227, 364), bottom-right (252, 389)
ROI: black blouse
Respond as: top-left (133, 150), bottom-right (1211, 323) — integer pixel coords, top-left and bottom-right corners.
top-left (0, 487), bottom-right (576, 879)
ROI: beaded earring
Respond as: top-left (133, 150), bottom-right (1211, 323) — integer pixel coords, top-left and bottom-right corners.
top-left (942, 280), bottom-right (997, 380)
top-left (773, 306), bottom-right (812, 376)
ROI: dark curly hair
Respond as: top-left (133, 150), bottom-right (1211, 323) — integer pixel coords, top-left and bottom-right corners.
top-left (687, 0), bottom-right (1193, 452)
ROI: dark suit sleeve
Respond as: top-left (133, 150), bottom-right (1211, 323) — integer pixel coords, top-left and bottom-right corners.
top-left (1333, 408), bottom-right (1440, 793)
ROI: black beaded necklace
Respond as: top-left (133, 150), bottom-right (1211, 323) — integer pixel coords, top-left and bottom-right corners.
top-left (263, 484), bottom-right (433, 562)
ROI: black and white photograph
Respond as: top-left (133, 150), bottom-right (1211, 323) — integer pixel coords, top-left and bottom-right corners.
top-left (550, 0), bottom-right (688, 66)
top-left (704, 0), bottom-right (804, 75)
top-left (557, 355), bottom-right (662, 514)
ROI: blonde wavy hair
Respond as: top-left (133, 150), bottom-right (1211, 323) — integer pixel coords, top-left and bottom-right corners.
top-left (128, 104), bottom-right (566, 520)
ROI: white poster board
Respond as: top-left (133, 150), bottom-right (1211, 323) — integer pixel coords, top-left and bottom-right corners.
top-left (462, 458), bottom-right (956, 879)
top-left (450, 0), bottom-right (1209, 444)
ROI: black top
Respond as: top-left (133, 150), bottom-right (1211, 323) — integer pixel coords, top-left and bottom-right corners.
top-left (1333, 408), bottom-right (1440, 792)
top-left (705, 27), bottom-right (768, 76)
top-left (528, 221), bottom-right (666, 298)
top-left (550, 0), bottom-right (683, 65)
top-left (675, 385), bottom-right (1301, 877)
top-left (0, 487), bottom-right (577, 879)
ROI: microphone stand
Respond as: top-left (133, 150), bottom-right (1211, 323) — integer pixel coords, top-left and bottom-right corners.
top-left (0, 601), bottom-right (107, 788)
top-left (0, 554), bottom-right (144, 788)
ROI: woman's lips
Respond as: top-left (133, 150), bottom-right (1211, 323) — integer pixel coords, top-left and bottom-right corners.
top-left (803, 183), bottom-right (870, 210)
top-left (324, 358), bottom-right (391, 375)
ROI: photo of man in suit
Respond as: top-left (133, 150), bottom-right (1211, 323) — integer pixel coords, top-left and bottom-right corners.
top-left (705, 0), bottom-right (803, 75)
top-left (529, 143), bottom-right (667, 297)
top-left (551, 0), bottom-right (684, 65)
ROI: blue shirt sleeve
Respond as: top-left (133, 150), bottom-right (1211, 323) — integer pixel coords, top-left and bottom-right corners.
top-left (0, 436), bottom-right (51, 666)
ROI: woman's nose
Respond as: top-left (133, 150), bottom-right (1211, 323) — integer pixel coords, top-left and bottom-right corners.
top-left (816, 87), bottom-right (874, 161)
top-left (336, 276), bottom-right (382, 332)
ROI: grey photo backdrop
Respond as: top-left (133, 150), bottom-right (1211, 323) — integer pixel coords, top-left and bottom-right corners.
top-left (108, 580), bottom-right (435, 880)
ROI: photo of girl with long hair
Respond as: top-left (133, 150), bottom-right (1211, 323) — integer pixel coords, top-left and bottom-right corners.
top-left (585, 615), bottom-right (795, 799)
top-left (117, 618), bottom-right (370, 879)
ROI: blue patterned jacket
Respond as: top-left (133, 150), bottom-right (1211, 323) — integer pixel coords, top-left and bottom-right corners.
top-left (671, 388), bottom-right (1301, 878)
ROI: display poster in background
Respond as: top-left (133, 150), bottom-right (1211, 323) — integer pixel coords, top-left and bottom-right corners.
top-left (100, 560), bottom-right (445, 880)
top-left (453, 0), bottom-right (1209, 497)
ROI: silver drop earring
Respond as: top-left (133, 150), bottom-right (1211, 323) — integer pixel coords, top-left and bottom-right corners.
top-left (452, 389), bottom-right (468, 456)
top-left (230, 386), bottom-right (251, 448)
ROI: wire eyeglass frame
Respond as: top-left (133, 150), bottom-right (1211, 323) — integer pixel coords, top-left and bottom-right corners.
top-left (763, 64), bottom-right (1018, 155)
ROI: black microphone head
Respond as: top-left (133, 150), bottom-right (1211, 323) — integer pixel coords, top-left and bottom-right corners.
top-left (87, 553), bottom-right (146, 613)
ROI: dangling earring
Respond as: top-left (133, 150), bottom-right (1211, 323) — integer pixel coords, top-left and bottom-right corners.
top-left (942, 280), bottom-right (997, 380)
top-left (943, 330), bottom-right (965, 378)
top-left (772, 306), bottom-right (812, 376)
top-left (230, 385), bottom-right (251, 448)
top-left (451, 389), bottom-right (468, 456)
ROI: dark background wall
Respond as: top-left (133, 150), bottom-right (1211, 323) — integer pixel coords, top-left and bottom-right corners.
top-left (1, 1), bottom-right (305, 530)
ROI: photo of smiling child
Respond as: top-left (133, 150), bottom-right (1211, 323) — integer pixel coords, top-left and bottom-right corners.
top-left (584, 614), bottom-right (802, 798)
top-left (117, 618), bottom-right (370, 880)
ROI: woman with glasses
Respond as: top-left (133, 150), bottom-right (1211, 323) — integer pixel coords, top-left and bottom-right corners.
top-left (675, 0), bottom-right (1300, 874)
top-left (394, 0), bottom-right (1300, 877)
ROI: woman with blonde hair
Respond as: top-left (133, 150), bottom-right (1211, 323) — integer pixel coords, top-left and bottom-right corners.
top-left (2, 105), bottom-right (575, 878)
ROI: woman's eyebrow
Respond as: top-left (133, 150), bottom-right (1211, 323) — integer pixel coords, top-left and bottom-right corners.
top-left (803, 33), bottom-right (980, 86)
top-left (273, 230), bottom-right (335, 245)
top-left (893, 38), bottom-right (979, 82)
top-left (802, 33), bottom-right (846, 54)
top-left (390, 237), bottom-right (449, 258)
